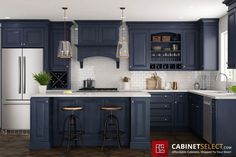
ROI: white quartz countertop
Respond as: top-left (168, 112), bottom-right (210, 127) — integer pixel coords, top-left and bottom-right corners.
top-left (31, 89), bottom-right (236, 99)
top-left (142, 89), bottom-right (236, 99)
top-left (31, 91), bottom-right (151, 98)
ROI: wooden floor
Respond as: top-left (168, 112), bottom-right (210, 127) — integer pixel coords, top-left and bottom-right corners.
top-left (0, 132), bottom-right (219, 157)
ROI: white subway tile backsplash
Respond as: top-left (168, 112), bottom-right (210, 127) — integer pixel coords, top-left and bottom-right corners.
top-left (70, 55), bottom-right (218, 90)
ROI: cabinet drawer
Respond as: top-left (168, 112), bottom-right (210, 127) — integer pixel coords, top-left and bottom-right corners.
top-left (151, 115), bottom-right (171, 122)
top-left (151, 94), bottom-right (174, 102)
top-left (151, 109), bottom-right (172, 116)
top-left (175, 93), bottom-right (188, 102)
top-left (151, 102), bottom-right (171, 109)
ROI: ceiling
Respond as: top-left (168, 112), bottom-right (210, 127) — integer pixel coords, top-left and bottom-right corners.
top-left (0, 0), bottom-right (227, 21)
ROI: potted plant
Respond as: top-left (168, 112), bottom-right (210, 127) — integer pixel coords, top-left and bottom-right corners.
top-left (122, 76), bottom-right (130, 90)
top-left (33, 72), bottom-right (52, 94)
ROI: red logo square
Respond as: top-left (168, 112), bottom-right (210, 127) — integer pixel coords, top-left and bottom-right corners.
top-left (152, 140), bottom-right (169, 157)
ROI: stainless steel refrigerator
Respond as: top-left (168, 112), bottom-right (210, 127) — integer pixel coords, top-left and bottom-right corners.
top-left (2, 48), bottom-right (43, 130)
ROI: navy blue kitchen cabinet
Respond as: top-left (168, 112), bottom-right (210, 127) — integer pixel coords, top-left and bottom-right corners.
top-left (189, 94), bottom-right (203, 137)
top-left (198, 19), bottom-right (219, 70)
top-left (129, 29), bottom-right (149, 70)
top-left (30, 97), bottom-right (52, 149)
top-left (130, 97), bottom-right (150, 149)
top-left (76, 21), bottom-right (120, 46)
top-left (212, 99), bottom-right (236, 156)
top-left (127, 21), bottom-right (220, 71)
top-left (48, 22), bottom-right (72, 71)
top-left (52, 98), bottom-right (130, 147)
top-left (75, 21), bottom-right (120, 68)
top-left (182, 30), bottom-right (199, 70)
top-left (224, 0), bottom-right (236, 69)
top-left (174, 93), bottom-right (189, 129)
top-left (2, 21), bottom-right (49, 48)
top-left (150, 93), bottom-right (188, 131)
top-left (150, 93), bottom-right (174, 130)
top-left (2, 28), bottom-right (22, 47)
top-left (30, 96), bottom-right (150, 149)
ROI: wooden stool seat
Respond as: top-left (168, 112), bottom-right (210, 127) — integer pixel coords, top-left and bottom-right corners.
top-left (62, 106), bottom-right (83, 111)
top-left (101, 106), bottom-right (122, 111)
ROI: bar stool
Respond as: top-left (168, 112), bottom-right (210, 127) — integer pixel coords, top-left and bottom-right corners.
top-left (100, 106), bottom-right (124, 149)
top-left (61, 106), bottom-right (83, 151)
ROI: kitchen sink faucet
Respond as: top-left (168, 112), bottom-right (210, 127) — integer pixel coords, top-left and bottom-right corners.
top-left (215, 73), bottom-right (229, 92)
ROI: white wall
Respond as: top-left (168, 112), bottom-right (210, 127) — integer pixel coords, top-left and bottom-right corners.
top-left (211, 14), bottom-right (228, 90)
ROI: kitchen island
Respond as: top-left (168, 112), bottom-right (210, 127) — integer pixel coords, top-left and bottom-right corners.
top-left (30, 91), bottom-right (151, 150)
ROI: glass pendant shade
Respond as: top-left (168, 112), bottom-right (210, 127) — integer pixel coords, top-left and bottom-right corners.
top-left (57, 41), bottom-right (72, 58)
top-left (57, 7), bottom-right (72, 59)
top-left (116, 8), bottom-right (129, 58)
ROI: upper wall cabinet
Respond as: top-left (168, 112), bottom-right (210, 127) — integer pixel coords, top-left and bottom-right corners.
top-left (2, 21), bottom-right (49, 48)
top-left (127, 22), bottom-right (200, 71)
top-left (198, 19), bottom-right (219, 70)
top-left (76, 21), bottom-right (120, 46)
top-left (182, 29), bottom-right (199, 70)
top-left (224, 0), bottom-right (236, 69)
top-left (129, 29), bottom-right (149, 70)
top-left (75, 21), bottom-right (120, 68)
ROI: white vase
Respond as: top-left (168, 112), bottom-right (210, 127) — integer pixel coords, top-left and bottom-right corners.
top-left (123, 82), bottom-right (130, 90)
top-left (39, 85), bottom-right (47, 94)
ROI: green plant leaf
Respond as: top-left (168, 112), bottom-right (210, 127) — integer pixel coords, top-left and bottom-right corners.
top-left (33, 72), bottom-right (52, 85)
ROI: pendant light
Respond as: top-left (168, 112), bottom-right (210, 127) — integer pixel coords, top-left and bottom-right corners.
top-left (116, 7), bottom-right (129, 58)
top-left (57, 7), bottom-right (72, 58)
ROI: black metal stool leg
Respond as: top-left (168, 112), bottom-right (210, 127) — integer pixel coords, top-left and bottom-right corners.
top-left (66, 115), bottom-right (72, 151)
top-left (72, 116), bottom-right (78, 147)
top-left (115, 118), bottom-right (121, 148)
top-left (61, 116), bottom-right (69, 146)
top-left (102, 118), bottom-right (109, 150)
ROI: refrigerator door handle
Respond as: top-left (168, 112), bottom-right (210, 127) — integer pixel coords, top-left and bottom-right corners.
top-left (18, 56), bottom-right (22, 94)
top-left (23, 56), bottom-right (26, 94)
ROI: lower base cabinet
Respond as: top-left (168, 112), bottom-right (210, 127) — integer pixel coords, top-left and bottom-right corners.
top-left (52, 97), bottom-right (130, 147)
top-left (150, 93), bottom-right (188, 131)
top-left (30, 98), bottom-right (51, 149)
top-left (130, 97), bottom-right (150, 149)
top-left (212, 99), bottom-right (236, 156)
top-left (189, 94), bottom-right (203, 137)
top-left (30, 97), bottom-right (151, 149)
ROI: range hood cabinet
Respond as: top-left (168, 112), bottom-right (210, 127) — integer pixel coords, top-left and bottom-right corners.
top-left (76, 45), bottom-right (119, 68)
top-left (75, 20), bottom-right (121, 69)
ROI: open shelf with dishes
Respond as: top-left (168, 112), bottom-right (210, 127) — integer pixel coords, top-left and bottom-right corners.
top-left (150, 32), bottom-right (182, 70)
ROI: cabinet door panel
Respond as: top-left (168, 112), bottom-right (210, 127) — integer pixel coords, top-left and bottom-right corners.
top-left (130, 98), bottom-right (150, 149)
top-left (2, 28), bottom-right (23, 47)
top-left (199, 20), bottom-right (219, 70)
top-left (100, 25), bottom-right (118, 45)
top-left (174, 101), bottom-right (188, 127)
top-left (78, 25), bottom-right (98, 45)
top-left (24, 28), bottom-right (45, 47)
top-left (129, 30), bottom-right (149, 70)
top-left (183, 30), bottom-right (199, 70)
top-left (30, 98), bottom-right (51, 149)
top-left (228, 9), bottom-right (236, 68)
